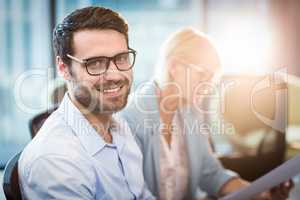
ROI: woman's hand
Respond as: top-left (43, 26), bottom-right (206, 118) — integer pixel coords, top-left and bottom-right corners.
top-left (252, 180), bottom-right (294, 200)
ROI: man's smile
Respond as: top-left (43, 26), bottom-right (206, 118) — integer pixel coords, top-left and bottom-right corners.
top-left (96, 83), bottom-right (126, 97)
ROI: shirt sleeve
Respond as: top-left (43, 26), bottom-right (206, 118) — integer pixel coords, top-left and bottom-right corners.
top-left (21, 154), bottom-right (100, 200)
top-left (198, 136), bottom-right (238, 197)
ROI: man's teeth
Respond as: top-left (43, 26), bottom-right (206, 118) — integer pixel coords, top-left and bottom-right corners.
top-left (103, 86), bottom-right (121, 93)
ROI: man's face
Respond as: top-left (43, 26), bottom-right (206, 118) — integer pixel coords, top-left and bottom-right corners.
top-left (67, 29), bottom-right (133, 114)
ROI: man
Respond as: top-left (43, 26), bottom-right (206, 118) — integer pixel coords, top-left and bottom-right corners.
top-left (18, 6), bottom-right (154, 199)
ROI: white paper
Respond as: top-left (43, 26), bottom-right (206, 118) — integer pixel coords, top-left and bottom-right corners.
top-left (219, 154), bottom-right (300, 200)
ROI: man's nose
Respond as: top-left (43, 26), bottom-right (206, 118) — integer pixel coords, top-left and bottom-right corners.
top-left (104, 60), bottom-right (123, 80)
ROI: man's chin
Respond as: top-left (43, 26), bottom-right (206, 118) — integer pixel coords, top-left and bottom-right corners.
top-left (93, 96), bottom-right (128, 114)
top-left (99, 88), bottom-right (130, 113)
top-left (95, 103), bottom-right (127, 114)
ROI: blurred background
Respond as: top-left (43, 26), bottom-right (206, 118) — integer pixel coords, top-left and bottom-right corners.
top-left (1, 0), bottom-right (300, 199)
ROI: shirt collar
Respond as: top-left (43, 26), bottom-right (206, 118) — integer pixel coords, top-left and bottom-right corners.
top-left (57, 93), bottom-right (112, 156)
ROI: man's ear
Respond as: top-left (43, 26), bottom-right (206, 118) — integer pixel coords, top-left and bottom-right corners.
top-left (56, 56), bottom-right (71, 80)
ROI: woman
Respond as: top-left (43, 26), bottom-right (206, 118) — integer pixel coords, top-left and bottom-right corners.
top-left (122, 28), bottom-right (292, 200)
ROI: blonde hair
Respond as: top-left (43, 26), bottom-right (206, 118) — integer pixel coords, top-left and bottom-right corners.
top-left (154, 27), bottom-right (221, 87)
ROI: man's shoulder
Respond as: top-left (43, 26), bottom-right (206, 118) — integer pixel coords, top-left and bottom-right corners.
top-left (19, 111), bottom-right (87, 173)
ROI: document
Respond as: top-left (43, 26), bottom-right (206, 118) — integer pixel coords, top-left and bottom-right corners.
top-left (219, 154), bottom-right (300, 200)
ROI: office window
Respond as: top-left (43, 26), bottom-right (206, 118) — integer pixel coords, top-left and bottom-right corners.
top-left (206, 0), bottom-right (273, 75)
top-left (204, 0), bottom-right (278, 155)
top-left (0, 0), bottom-right (52, 167)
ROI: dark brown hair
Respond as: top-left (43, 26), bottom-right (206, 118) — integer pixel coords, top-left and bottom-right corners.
top-left (53, 6), bottom-right (129, 65)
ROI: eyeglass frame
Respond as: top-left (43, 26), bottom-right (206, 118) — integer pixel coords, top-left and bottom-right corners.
top-left (66, 48), bottom-right (137, 76)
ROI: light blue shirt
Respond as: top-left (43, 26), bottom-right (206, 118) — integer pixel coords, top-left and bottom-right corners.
top-left (18, 94), bottom-right (154, 200)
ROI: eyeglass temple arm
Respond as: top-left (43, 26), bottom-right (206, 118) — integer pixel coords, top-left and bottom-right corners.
top-left (66, 54), bottom-right (85, 63)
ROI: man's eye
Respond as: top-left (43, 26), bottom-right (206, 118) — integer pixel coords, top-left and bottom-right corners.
top-left (116, 54), bottom-right (129, 63)
top-left (89, 59), bottom-right (107, 68)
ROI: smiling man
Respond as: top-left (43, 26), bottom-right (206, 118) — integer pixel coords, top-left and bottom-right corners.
top-left (18, 6), bottom-right (154, 200)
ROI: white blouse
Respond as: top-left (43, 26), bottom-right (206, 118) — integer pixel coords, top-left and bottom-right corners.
top-left (159, 111), bottom-right (189, 200)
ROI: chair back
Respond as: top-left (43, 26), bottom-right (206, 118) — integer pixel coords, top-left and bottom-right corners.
top-left (3, 152), bottom-right (22, 200)
top-left (29, 106), bottom-right (58, 138)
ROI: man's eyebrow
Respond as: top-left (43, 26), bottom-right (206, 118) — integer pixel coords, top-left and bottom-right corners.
top-left (84, 55), bottom-right (108, 61)
top-left (84, 50), bottom-right (131, 61)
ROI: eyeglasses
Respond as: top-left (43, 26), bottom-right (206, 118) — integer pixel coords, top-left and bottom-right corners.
top-left (66, 48), bottom-right (136, 76)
